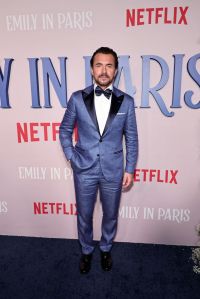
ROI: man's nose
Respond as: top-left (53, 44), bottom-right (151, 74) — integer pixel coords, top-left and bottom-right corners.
top-left (102, 66), bottom-right (107, 73)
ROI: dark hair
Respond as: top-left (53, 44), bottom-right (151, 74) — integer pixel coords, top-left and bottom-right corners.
top-left (90, 47), bottom-right (118, 69)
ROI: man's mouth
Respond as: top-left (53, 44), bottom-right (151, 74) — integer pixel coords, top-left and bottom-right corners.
top-left (99, 75), bottom-right (109, 79)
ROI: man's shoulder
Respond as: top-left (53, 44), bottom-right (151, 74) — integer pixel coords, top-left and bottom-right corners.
top-left (72, 85), bottom-right (94, 97)
top-left (71, 85), bottom-right (94, 102)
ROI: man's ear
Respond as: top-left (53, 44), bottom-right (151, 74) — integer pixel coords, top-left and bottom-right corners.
top-left (91, 67), bottom-right (94, 76)
top-left (114, 69), bottom-right (118, 77)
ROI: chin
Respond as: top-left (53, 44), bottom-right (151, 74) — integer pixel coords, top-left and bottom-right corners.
top-left (99, 81), bottom-right (111, 87)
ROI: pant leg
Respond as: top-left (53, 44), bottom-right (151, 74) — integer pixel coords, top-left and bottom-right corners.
top-left (73, 167), bottom-right (99, 255)
top-left (99, 177), bottom-right (123, 252)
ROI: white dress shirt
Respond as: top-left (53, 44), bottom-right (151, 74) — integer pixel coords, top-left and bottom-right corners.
top-left (94, 84), bottom-right (112, 135)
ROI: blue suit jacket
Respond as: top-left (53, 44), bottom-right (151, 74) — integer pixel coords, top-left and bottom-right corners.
top-left (59, 85), bottom-right (138, 180)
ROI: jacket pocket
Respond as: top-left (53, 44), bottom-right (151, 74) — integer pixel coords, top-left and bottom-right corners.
top-left (75, 145), bottom-right (85, 153)
top-left (113, 149), bottom-right (123, 154)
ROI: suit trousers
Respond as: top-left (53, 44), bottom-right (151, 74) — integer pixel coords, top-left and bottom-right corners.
top-left (73, 158), bottom-right (123, 254)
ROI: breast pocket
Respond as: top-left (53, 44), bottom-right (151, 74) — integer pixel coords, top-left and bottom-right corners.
top-left (115, 114), bottom-right (126, 125)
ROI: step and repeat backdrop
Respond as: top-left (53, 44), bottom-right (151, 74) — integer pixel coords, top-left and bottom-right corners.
top-left (0, 0), bottom-right (199, 246)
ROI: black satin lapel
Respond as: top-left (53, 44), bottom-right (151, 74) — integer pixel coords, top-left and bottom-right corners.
top-left (82, 90), bottom-right (100, 135)
top-left (102, 93), bottom-right (124, 136)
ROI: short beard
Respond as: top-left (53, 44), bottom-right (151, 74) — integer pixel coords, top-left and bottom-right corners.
top-left (94, 77), bottom-right (113, 89)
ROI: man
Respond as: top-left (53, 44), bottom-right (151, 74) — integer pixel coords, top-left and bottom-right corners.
top-left (59, 47), bottom-right (138, 274)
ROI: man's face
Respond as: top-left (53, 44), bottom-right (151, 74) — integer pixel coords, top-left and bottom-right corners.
top-left (91, 53), bottom-right (117, 89)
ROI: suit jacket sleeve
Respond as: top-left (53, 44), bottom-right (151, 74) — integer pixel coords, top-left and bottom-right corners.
top-left (124, 97), bottom-right (138, 174)
top-left (59, 94), bottom-right (76, 161)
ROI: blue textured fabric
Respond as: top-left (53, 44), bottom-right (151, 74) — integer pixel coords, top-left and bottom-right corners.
top-left (59, 84), bottom-right (138, 254)
top-left (59, 84), bottom-right (138, 179)
top-left (73, 158), bottom-right (122, 254)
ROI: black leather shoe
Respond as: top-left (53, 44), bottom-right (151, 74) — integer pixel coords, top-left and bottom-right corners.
top-left (79, 254), bottom-right (92, 274)
top-left (101, 251), bottom-right (112, 271)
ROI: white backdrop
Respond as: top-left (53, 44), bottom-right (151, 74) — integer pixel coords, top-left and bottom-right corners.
top-left (0, 0), bottom-right (200, 246)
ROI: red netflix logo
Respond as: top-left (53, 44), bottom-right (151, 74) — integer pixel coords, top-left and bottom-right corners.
top-left (16, 122), bottom-right (78, 143)
top-left (34, 202), bottom-right (77, 215)
top-left (126, 6), bottom-right (189, 27)
top-left (133, 169), bottom-right (178, 184)
top-left (16, 122), bottom-right (60, 143)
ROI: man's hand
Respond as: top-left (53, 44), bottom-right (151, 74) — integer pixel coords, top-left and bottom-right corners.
top-left (122, 172), bottom-right (133, 189)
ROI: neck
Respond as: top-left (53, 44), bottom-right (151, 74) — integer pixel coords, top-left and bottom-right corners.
top-left (95, 83), bottom-right (113, 90)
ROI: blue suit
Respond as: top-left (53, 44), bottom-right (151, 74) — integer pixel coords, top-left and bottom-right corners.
top-left (59, 84), bottom-right (138, 254)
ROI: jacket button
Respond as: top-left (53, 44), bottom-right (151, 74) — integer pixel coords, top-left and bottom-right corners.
top-left (99, 139), bottom-right (102, 142)
top-left (97, 154), bottom-right (99, 156)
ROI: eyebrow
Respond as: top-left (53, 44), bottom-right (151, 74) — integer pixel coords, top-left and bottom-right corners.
top-left (95, 62), bottom-right (114, 66)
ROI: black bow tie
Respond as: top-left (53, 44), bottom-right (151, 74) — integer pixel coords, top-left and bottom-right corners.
top-left (95, 86), bottom-right (112, 99)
